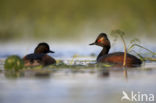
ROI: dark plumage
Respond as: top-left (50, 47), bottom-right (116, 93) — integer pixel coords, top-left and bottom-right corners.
top-left (90, 33), bottom-right (142, 67)
top-left (23, 42), bottom-right (56, 67)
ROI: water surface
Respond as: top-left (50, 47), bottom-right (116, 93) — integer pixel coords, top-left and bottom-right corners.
top-left (0, 42), bottom-right (156, 103)
top-left (0, 60), bottom-right (156, 103)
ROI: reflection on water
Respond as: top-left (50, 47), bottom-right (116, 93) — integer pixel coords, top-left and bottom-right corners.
top-left (0, 41), bottom-right (156, 103)
top-left (0, 61), bottom-right (156, 103)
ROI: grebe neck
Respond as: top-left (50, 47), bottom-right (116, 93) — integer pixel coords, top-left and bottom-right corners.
top-left (97, 46), bottom-right (110, 60)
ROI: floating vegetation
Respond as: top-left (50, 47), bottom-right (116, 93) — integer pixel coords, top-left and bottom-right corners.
top-left (2, 54), bottom-right (113, 73)
top-left (2, 55), bottom-right (155, 79)
top-left (70, 54), bottom-right (79, 65)
top-left (2, 58), bottom-right (114, 79)
top-left (4, 55), bottom-right (24, 71)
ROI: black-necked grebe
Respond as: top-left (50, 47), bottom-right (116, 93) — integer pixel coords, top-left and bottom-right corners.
top-left (23, 42), bottom-right (56, 66)
top-left (90, 33), bottom-right (142, 67)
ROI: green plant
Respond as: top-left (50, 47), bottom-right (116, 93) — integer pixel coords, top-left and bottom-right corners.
top-left (4, 55), bottom-right (24, 71)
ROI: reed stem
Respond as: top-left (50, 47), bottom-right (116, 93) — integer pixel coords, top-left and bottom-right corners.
top-left (120, 35), bottom-right (127, 67)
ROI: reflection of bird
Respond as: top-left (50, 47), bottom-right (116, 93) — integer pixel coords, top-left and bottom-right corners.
top-left (121, 91), bottom-right (130, 101)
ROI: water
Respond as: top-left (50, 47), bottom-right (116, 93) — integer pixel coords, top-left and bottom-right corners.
top-left (0, 60), bottom-right (156, 103)
top-left (0, 43), bottom-right (156, 103)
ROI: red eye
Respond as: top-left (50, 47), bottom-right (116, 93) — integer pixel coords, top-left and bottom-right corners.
top-left (98, 39), bottom-right (101, 42)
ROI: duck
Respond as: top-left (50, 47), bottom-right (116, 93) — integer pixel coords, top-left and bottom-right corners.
top-left (23, 42), bottom-right (56, 67)
top-left (89, 33), bottom-right (142, 67)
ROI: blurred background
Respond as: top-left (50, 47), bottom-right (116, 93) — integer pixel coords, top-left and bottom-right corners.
top-left (0, 0), bottom-right (156, 57)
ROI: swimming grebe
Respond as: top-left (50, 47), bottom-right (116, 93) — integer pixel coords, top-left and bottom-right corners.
top-left (90, 33), bottom-right (142, 67)
top-left (23, 42), bottom-right (56, 66)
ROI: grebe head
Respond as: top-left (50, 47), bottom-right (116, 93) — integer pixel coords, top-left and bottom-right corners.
top-left (34, 42), bottom-right (55, 54)
top-left (89, 33), bottom-right (111, 48)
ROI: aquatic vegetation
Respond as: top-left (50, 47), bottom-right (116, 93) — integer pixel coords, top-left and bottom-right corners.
top-left (2, 54), bottom-right (155, 79)
top-left (49, 60), bottom-right (113, 70)
top-left (128, 40), bottom-right (156, 61)
top-left (70, 54), bottom-right (79, 65)
top-left (111, 29), bottom-right (156, 63)
top-left (4, 55), bottom-right (24, 71)
top-left (2, 29), bottom-right (155, 73)
top-left (111, 29), bottom-right (127, 67)
top-left (3, 54), bottom-right (111, 71)
top-left (129, 44), bottom-right (156, 55)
